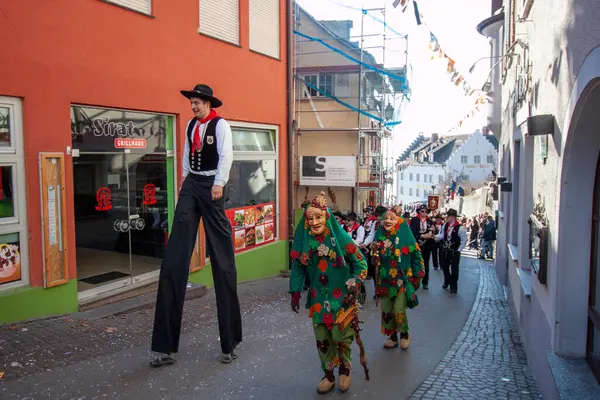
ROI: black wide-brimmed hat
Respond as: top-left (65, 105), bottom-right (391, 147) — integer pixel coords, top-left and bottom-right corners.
top-left (447, 208), bottom-right (458, 217)
top-left (416, 204), bottom-right (430, 213)
top-left (180, 84), bottom-right (223, 108)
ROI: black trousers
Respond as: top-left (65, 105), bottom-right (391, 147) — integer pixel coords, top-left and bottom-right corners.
top-left (431, 242), bottom-right (440, 270)
top-left (420, 241), bottom-right (436, 286)
top-left (441, 249), bottom-right (461, 291)
top-left (151, 174), bottom-right (242, 355)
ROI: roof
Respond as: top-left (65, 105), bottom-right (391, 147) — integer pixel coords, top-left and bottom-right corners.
top-left (297, 6), bottom-right (377, 65)
top-left (484, 134), bottom-right (499, 150)
top-left (397, 134), bottom-right (426, 163)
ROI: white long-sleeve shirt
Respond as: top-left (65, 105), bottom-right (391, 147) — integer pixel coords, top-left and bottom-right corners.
top-left (182, 118), bottom-right (233, 187)
top-left (435, 223), bottom-right (468, 252)
top-left (347, 225), bottom-right (366, 247)
top-left (362, 220), bottom-right (378, 247)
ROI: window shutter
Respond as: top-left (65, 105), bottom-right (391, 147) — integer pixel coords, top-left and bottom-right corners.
top-left (199, 0), bottom-right (240, 45)
top-left (106, 0), bottom-right (151, 14)
top-left (249, 0), bottom-right (280, 58)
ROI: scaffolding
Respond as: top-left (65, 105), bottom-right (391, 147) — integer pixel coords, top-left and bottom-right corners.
top-left (292, 2), bottom-right (410, 215)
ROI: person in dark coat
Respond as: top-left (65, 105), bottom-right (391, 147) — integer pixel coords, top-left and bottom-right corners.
top-left (409, 205), bottom-right (436, 290)
top-left (150, 84), bottom-right (242, 367)
top-left (469, 220), bottom-right (480, 250)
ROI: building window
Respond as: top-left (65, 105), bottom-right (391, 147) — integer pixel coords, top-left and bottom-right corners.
top-left (335, 74), bottom-right (351, 98)
top-left (199, 0), bottom-right (240, 45)
top-left (429, 174), bottom-right (434, 183)
top-left (303, 74), bottom-right (334, 97)
top-left (409, 188), bottom-right (413, 196)
top-left (409, 173), bottom-right (413, 181)
top-left (461, 155), bottom-right (468, 164)
top-left (249, 0), bottom-right (280, 59)
top-left (416, 188), bottom-right (420, 197)
top-left (400, 186), bottom-right (404, 195)
top-left (0, 97), bottom-right (28, 290)
top-left (416, 173), bottom-right (420, 182)
top-left (474, 155), bottom-right (481, 164)
top-left (103, 0), bottom-right (152, 15)
top-left (438, 174), bottom-right (444, 183)
top-left (487, 155), bottom-right (495, 164)
top-left (400, 172), bottom-right (404, 181)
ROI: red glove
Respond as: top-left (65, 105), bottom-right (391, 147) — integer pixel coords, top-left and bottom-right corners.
top-left (291, 292), bottom-right (301, 313)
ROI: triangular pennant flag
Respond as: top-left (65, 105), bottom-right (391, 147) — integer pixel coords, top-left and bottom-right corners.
top-left (413, 1), bottom-right (422, 25)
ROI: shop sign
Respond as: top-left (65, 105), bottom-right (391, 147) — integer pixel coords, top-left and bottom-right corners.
top-left (95, 187), bottom-right (113, 211)
top-left (114, 138), bottom-right (147, 149)
top-left (300, 156), bottom-right (356, 187)
top-left (143, 184), bottom-right (157, 206)
top-left (71, 105), bottom-right (167, 153)
top-left (225, 203), bottom-right (275, 253)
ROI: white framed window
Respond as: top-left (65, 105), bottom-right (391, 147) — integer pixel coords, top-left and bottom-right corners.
top-left (400, 172), bottom-right (404, 181)
top-left (303, 74), bottom-right (334, 97)
top-left (416, 188), bottom-right (420, 197)
top-left (0, 97), bottom-right (29, 291)
top-left (461, 155), bottom-right (468, 164)
top-left (409, 173), bottom-right (413, 181)
top-left (199, 0), bottom-right (240, 45)
top-left (429, 174), bottom-right (434, 183)
top-left (400, 186), bottom-right (404, 195)
top-left (474, 155), bottom-right (481, 164)
top-left (250, 0), bottom-right (280, 59)
top-left (416, 173), bottom-right (420, 182)
top-left (103, 0), bottom-right (151, 15)
top-left (487, 155), bottom-right (495, 164)
top-left (409, 188), bottom-right (413, 196)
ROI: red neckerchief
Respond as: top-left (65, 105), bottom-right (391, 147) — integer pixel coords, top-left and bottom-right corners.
top-left (445, 220), bottom-right (459, 237)
top-left (192, 109), bottom-right (218, 152)
top-left (346, 223), bottom-right (359, 233)
top-left (366, 215), bottom-right (376, 223)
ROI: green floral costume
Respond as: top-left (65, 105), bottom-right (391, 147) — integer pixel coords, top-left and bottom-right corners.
top-left (372, 217), bottom-right (425, 336)
top-left (290, 207), bottom-right (368, 372)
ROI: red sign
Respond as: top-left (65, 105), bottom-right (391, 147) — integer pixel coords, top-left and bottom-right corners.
top-left (225, 202), bottom-right (276, 253)
top-left (428, 195), bottom-right (440, 211)
top-left (114, 138), bottom-right (146, 149)
top-left (143, 184), bottom-right (157, 206)
top-left (95, 187), bottom-right (113, 211)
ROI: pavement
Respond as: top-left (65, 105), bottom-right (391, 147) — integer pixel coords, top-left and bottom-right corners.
top-left (0, 252), bottom-right (542, 399)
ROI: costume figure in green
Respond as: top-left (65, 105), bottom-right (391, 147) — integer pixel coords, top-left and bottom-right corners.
top-left (371, 206), bottom-right (425, 350)
top-left (289, 192), bottom-right (368, 394)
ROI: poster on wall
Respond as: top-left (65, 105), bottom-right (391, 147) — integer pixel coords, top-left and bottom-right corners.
top-left (226, 203), bottom-right (275, 253)
top-left (300, 156), bottom-right (356, 187)
top-left (0, 233), bottom-right (21, 286)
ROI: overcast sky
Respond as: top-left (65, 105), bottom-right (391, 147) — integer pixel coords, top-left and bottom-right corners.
top-left (296, 0), bottom-right (492, 160)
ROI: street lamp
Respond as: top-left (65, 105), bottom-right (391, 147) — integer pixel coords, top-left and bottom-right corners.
top-left (385, 103), bottom-right (395, 121)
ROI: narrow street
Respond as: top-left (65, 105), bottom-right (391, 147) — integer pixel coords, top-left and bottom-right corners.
top-left (0, 253), bottom-right (540, 399)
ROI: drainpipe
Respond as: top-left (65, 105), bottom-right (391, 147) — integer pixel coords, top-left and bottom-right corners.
top-left (286, 0), bottom-right (294, 269)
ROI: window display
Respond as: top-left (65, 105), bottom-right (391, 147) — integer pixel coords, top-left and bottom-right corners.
top-left (0, 232), bottom-right (21, 286)
top-left (226, 203), bottom-right (275, 253)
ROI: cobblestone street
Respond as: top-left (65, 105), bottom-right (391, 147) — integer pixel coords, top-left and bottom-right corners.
top-left (410, 253), bottom-right (541, 399)
top-left (0, 254), bottom-right (543, 399)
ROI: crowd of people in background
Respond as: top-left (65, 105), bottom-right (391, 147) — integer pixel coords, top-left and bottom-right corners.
top-left (325, 202), bottom-right (500, 298)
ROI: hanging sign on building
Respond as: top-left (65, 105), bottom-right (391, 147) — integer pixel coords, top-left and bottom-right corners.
top-left (300, 156), bottom-right (356, 187)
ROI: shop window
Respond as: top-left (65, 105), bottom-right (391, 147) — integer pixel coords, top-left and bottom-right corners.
top-left (207, 125), bottom-right (277, 257)
top-left (0, 97), bottom-right (27, 290)
top-left (103, 0), bottom-right (151, 15)
top-left (199, 0), bottom-right (240, 45)
top-left (249, 0), bottom-right (280, 59)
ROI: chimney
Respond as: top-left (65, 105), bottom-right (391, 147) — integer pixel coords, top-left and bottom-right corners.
top-left (431, 133), bottom-right (439, 142)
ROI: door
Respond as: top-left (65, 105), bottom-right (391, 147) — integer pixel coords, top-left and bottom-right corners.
top-left (71, 106), bottom-right (174, 294)
top-left (587, 154), bottom-right (600, 383)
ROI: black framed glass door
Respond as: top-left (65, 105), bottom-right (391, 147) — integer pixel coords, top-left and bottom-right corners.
top-left (587, 155), bottom-right (600, 383)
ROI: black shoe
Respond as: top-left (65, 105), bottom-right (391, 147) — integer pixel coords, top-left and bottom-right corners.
top-left (423, 284), bottom-right (428, 290)
top-left (450, 288), bottom-right (457, 294)
top-left (442, 284), bottom-right (449, 289)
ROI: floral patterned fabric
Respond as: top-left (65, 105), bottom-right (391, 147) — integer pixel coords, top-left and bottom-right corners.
top-left (314, 323), bottom-right (354, 372)
top-left (289, 207), bottom-right (368, 328)
top-left (373, 217), bottom-right (425, 311)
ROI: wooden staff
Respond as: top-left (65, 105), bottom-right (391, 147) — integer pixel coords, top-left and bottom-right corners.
top-left (336, 302), bottom-right (370, 380)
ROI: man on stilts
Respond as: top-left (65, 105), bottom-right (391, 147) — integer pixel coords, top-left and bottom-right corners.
top-left (150, 84), bottom-right (242, 366)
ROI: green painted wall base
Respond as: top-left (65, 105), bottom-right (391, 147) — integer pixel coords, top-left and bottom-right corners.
top-left (189, 240), bottom-right (288, 287)
top-left (0, 280), bottom-right (78, 324)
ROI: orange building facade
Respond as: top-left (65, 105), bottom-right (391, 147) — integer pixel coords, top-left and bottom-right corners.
top-left (0, 0), bottom-right (291, 323)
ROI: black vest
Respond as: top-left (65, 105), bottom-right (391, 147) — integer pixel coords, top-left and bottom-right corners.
top-left (186, 117), bottom-right (221, 172)
top-left (443, 223), bottom-right (462, 251)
